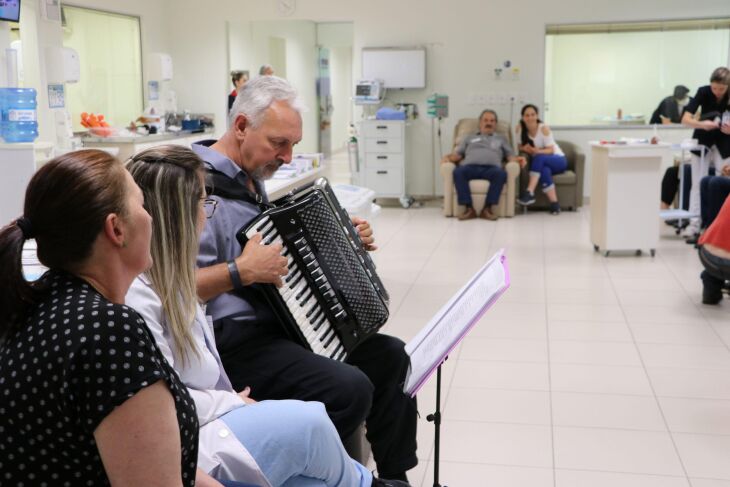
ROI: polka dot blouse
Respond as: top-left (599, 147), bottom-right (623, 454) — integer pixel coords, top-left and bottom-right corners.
top-left (0, 271), bottom-right (199, 486)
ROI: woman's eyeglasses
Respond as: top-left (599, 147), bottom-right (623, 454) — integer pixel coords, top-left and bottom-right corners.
top-left (202, 198), bottom-right (218, 219)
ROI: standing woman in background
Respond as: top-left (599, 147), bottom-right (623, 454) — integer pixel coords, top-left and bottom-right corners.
top-left (0, 150), bottom-right (225, 486)
top-left (515, 104), bottom-right (568, 214)
top-left (680, 67), bottom-right (730, 240)
top-left (229, 71), bottom-right (249, 112)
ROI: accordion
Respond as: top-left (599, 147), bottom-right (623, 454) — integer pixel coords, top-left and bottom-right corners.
top-left (236, 178), bottom-right (389, 361)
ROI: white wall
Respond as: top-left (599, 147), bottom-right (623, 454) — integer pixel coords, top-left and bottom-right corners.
top-left (0, 23), bottom-right (11, 84)
top-left (227, 20), bottom-right (318, 151)
top-left (160, 0), bottom-right (730, 196)
top-left (317, 22), bottom-right (353, 153)
top-left (54, 0), bottom-right (727, 193)
top-left (328, 45), bottom-right (353, 151)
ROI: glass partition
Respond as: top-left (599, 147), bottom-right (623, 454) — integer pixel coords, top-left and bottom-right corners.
top-left (544, 18), bottom-right (730, 126)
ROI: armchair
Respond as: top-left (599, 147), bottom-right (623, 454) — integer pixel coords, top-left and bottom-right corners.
top-left (441, 118), bottom-right (520, 218)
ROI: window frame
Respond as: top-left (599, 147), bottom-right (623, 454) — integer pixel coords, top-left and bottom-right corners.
top-left (61, 3), bottom-right (144, 130)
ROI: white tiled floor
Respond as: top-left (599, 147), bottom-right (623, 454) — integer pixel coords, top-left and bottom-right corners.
top-left (365, 203), bottom-right (730, 487)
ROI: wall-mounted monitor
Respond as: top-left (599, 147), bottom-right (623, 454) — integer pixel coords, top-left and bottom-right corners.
top-left (0, 0), bottom-right (21, 22)
top-left (362, 47), bottom-right (426, 89)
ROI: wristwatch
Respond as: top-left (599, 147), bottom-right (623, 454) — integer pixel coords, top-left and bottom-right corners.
top-left (227, 260), bottom-right (243, 290)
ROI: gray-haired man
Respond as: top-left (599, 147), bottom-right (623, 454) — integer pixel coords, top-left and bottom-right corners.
top-left (193, 76), bottom-right (417, 484)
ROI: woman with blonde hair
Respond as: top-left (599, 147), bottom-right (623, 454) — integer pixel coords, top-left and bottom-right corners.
top-left (124, 145), bottom-right (409, 487)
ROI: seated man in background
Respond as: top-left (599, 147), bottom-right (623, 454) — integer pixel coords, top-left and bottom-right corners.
top-left (441, 109), bottom-right (525, 221)
top-left (698, 194), bottom-right (730, 304)
top-left (650, 85), bottom-right (691, 125)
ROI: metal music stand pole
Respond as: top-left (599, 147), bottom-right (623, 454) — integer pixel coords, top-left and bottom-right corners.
top-left (426, 357), bottom-right (447, 487)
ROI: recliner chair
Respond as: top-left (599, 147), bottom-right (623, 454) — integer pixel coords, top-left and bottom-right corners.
top-left (441, 118), bottom-right (520, 218)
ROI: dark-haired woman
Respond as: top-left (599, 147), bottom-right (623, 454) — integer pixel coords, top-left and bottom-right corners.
top-left (0, 150), bottom-right (223, 486)
top-left (679, 67), bottom-right (730, 240)
top-left (228, 71), bottom-right (249, 112)
top-left (515, 104), bottom-right (567, 214)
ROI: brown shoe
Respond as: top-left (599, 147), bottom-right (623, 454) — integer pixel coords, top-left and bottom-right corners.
top-left (479, 206), bottom-right (499, 221)
top-left (458, 207), bottom-right (477, 221)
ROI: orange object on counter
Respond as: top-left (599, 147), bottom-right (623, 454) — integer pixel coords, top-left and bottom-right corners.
top-left (80, 112), bottom-right (110, 129)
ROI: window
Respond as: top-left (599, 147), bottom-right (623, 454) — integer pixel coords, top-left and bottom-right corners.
top-left (544, 18), bottom-right (730, 125)
top-left (62, 5), bottom-right (143, 131)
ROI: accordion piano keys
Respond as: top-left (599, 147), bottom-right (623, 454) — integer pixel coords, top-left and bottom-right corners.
top-left (255, 217), bottom-right (348, 360)
top-left (238, 179), bottom-right (389, 362)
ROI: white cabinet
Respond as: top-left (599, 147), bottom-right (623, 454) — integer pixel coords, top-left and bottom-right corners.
top-left (589, 143), bottom-right (671, 257)
top-left (0, 142), bottom-right (55, 226)
top-left (358, 120), bottom-right (407, 201)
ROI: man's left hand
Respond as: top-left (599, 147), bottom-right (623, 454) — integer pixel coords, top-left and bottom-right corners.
top-left (722, 165), bottom-right (730, 177)
top-left (238, 386), bottom-right (257, 404)
top-left (351, 216), bottom-right (377, 251)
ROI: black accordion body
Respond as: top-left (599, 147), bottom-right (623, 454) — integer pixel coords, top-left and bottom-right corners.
top-left (236, 178), bottom-right (389, 361)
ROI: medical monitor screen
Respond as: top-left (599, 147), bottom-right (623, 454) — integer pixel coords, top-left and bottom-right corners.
top-left (0, 0), bottom-right (21, 22)
top-left (356, 84), bottom-right (372, 96)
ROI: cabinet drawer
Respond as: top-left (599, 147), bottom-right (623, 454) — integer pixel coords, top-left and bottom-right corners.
top-left (361, 122), bottom-right (404, 138)
top-left (364, 153), bottom-right (404, 167)
top-left (364, 137), bottom-right (403, 153)
top-left (365, 167), bottom-right (403, 196)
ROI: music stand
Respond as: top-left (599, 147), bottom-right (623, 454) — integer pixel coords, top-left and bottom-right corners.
top-left (403, 249), bottom-right (510, 487)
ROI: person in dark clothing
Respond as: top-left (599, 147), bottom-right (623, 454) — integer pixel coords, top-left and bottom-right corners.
top-left (679, 67), bottom-right (730, 240)
top-left (228, 71), bottom-right (249, 112)
top-left (195, 75), bottom-right (417, 483)
top-left (700, 167), bottom-right (730, 229)
top-left (650, 85), bottom-right (691, 125)
top-left (698, 196), bottom-right (730, 304)
top-left (661, 164), bottom-right (692, 210)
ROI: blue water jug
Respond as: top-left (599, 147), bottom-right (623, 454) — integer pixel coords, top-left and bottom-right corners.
top-left (0, 88), bottom-right (39, 143)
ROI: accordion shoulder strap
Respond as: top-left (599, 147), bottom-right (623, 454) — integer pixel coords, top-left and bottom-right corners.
top-left (204, 165), bottom-right (271, 210)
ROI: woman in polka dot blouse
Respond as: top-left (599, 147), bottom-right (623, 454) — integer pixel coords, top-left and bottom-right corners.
top-left (124, 145), bottom-right (402, 487)
top-left (0, 150), bottom-right (225, 486)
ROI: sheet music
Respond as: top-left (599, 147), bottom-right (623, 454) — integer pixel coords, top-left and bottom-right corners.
top-left (403, 249), bottom-right (509, 396)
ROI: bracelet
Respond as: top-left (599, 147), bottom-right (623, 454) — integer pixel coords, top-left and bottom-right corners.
top-left (227, 260), bottom-right (243, 290)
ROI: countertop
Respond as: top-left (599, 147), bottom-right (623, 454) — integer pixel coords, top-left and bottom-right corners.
top-left (552, 124), bottom-right (689, 131)
top-left (82, 127), bottom-right (215, 144)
